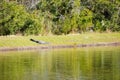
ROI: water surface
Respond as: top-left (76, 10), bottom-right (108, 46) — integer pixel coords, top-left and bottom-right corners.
top-left (0, 46), bottom-right (120, 80)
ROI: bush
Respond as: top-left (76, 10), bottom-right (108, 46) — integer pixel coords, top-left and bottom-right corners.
top-left (0, 2), bottom-right (28, 35)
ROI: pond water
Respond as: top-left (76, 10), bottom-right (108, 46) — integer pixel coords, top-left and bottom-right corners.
top-left (0, 46), bottom-right (120, 80)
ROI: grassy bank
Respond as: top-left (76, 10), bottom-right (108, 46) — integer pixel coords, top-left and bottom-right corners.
top-left (0, 32), bottom-right (120, 48)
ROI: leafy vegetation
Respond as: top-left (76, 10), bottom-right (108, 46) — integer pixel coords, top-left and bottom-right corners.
top-left (0, 0), bottom-right (120, 35)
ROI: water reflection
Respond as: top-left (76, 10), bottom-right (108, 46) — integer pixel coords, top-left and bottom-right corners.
top-left (0, 47), bottom-right (120, 80)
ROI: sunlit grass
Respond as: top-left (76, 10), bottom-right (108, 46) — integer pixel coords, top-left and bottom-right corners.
top-left (0, 32), bottom-right (120, 47)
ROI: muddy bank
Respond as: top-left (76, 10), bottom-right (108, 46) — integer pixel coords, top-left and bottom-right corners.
top-left (0, 42), bottom-right (120, 52)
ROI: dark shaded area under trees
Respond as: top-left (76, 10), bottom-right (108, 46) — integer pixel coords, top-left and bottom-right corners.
top-left (0, 0), bottom-right (120, 35)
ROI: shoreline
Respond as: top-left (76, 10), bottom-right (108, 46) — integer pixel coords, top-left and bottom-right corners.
top-left (0, 42), bottom-right (120, 52)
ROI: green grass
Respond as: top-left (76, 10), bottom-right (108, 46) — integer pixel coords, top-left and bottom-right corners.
top-left (0, 32), bottom-right (120, 47)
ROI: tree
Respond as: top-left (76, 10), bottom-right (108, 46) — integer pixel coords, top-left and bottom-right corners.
top-left (81, 0), bottom-right (120, 32)
top-left (0, 1), bottom-right (28, 35)
top-left (20, 10), bottom-right (44, 35)
top-left (78, 8), bottom-right (93, 32)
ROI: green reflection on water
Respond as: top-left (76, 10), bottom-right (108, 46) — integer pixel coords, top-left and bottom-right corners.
top-left (0, 46), bottom-right (120, 80)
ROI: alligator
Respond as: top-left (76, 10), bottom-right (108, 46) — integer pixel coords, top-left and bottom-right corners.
top-left (30, 39), bottom-right (49, 44)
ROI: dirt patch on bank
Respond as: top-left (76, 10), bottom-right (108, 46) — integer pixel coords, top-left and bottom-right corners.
top-left (0, 42), bottom-right (120, 52)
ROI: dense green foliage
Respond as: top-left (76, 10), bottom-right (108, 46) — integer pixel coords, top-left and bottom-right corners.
top-left (0, 0), bottom-right (120, 35)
